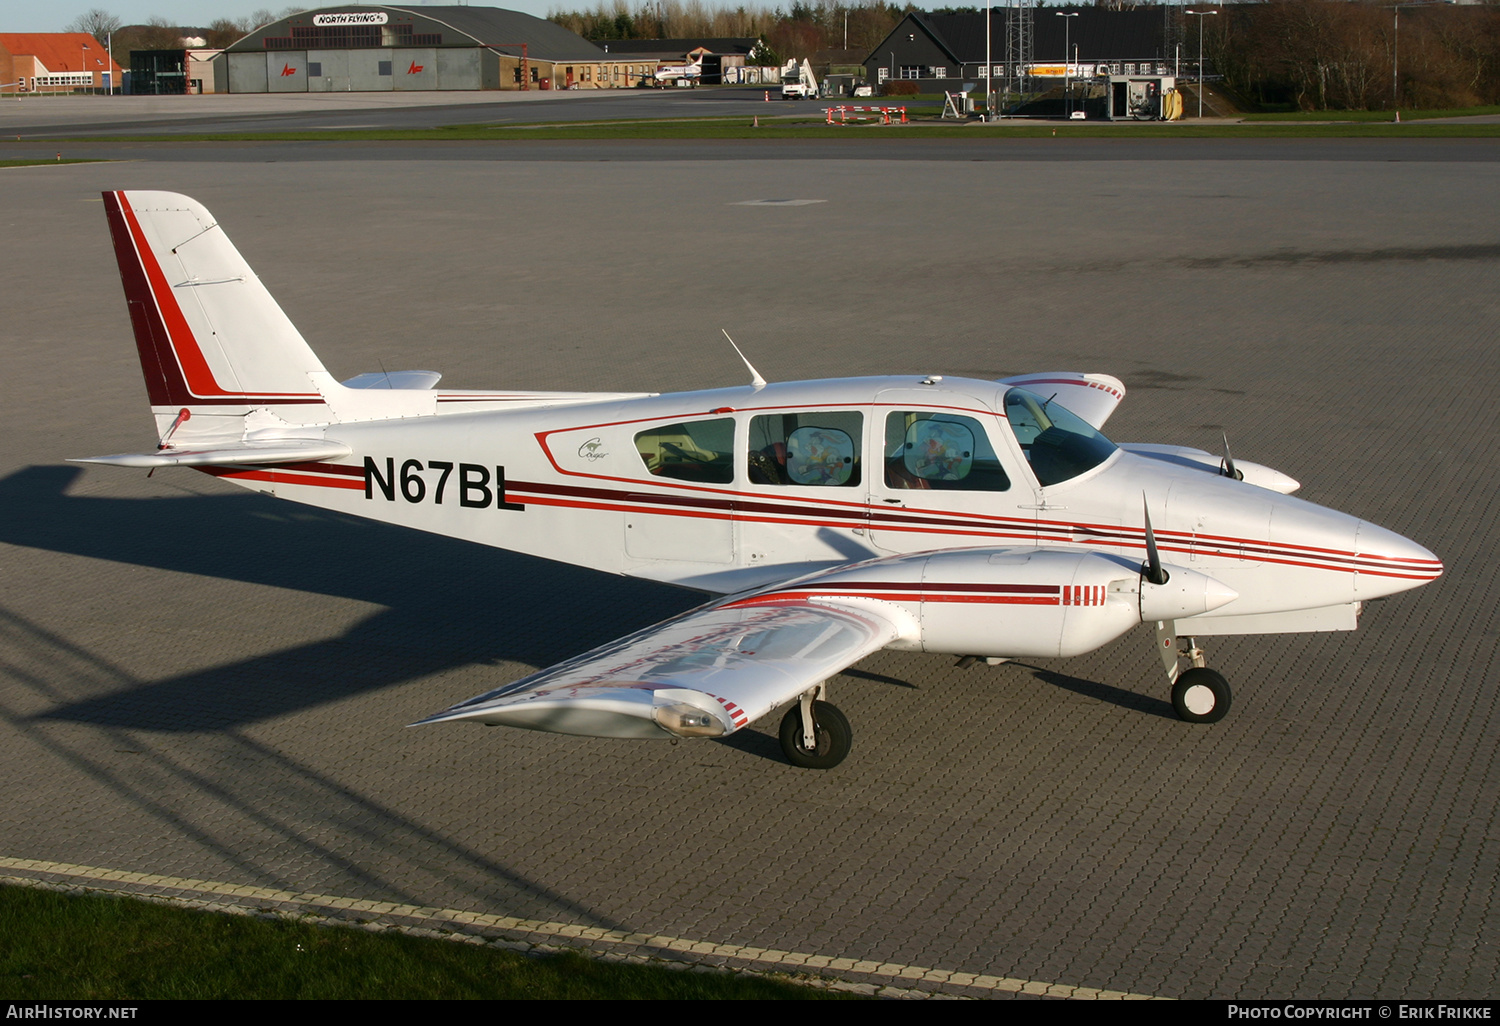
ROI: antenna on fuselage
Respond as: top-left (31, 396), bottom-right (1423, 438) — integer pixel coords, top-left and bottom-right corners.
top-left (721, 329), bottom-right (767, 389)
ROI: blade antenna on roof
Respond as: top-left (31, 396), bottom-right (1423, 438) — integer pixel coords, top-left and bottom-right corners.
top-left (722, 329), bottom-right (767, 389)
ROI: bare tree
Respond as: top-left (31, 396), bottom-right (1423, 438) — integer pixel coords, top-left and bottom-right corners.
top-left (137, 15), bottom-right (184, 49)
top-left (67, 8), bottom-right (122, 41)
top-left (205, 17), bottom-right (251, 48)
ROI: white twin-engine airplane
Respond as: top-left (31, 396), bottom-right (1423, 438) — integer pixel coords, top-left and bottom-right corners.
top-left (80, 191), bottom-right (1441, 768)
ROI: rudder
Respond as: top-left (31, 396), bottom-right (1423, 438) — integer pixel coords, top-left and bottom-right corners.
top-left (102, 190), bottom-right (330, 430)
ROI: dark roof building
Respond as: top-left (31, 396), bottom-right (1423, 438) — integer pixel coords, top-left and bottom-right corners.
top-left (864, 8), bottom-right (1173, 93)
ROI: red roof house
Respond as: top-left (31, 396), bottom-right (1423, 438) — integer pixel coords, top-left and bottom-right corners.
top-left (0, 33), bottom-right (124, 92)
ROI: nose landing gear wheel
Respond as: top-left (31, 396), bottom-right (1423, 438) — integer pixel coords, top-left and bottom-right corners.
top-left (1171, 667), bottom-right (1231, 724)
top-left (778, 700), bottom-right (851, 769)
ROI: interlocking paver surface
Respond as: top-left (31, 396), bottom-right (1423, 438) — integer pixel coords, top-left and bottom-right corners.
top-left (0, 140), bottom-right (1495, 998)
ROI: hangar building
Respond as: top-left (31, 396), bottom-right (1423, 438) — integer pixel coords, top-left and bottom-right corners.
top-left (218, 4), bottom-right (645, 92)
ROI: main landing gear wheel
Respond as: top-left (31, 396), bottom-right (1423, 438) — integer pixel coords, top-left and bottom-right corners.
top-left (1171, 667), bottom-right (1232, 724)
top-left (778, 700), bottom-right (851, 769)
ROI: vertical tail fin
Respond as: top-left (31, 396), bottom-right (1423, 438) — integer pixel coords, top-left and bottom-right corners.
top-left (102, 190), bottom-right (330, 418)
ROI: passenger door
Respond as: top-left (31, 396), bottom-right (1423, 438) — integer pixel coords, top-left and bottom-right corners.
top-left (868, 387), bottom-right (1040, 555)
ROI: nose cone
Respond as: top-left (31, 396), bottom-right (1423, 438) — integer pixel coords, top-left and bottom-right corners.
top-left (1355, 520), bottom-right (1443, 598)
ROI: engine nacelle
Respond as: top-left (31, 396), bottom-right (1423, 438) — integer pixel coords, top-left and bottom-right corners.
top-left (793, 548), bottom-right (1235, 660)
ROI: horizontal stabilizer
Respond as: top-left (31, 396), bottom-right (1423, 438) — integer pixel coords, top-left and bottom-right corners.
top-left (414, 599), bottom-right (905, 739)
top-left (998, 372), bottom-right (1126, 429)
top-left (71, 438), bottom-right (351, 469)
top-left (340, 371), bottom-right (442, 391)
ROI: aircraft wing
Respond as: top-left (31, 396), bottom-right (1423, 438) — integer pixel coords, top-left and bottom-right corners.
top-left (413, 598), bottom-right (907, 739)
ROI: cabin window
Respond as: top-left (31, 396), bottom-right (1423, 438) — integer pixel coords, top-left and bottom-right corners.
top-left (635, 418), bottom-right (735, 483)
top-left (748, 411), bottom-right (862, 487)
top-left (1003, 388), bottom-right (1117, 487)
top-left (884, 412), bottom-right (1010, 491)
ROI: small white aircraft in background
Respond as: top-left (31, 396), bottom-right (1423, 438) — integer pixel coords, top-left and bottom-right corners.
top-left (651, 59), bottom-right (701, 87)
top-left (79, 192), bottom-right (1442, 768)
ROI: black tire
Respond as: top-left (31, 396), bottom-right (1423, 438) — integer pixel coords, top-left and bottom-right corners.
top-left (1171, 667), bottom-right (1232, 724)
top-left (778, 700), bottom-right (852, 769)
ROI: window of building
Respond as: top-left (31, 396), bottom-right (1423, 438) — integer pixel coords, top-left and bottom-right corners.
top-left (378, 60), bottom-right (392, 76)
top-left (931, 67), bottom-right (947, 79)
top-left (635, 419), bottom-right (735, 483)
top-left (748, 412), bottom-right (862, 487)
top-left (877, 67), bottom-right (889, 82)
top-left (884, 412), bottom-right (1010, 491)
top-left (899, 66), bottom-right (921, 80)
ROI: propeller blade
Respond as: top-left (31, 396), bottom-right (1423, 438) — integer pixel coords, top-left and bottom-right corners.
top-left (1221, 432), bottom-right (1243, 480)
top-left (1142, 494), bottom-right (1170, 586)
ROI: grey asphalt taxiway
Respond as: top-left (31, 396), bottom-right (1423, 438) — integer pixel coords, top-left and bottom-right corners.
top-left (1, 102), bottom-right (1497, 998)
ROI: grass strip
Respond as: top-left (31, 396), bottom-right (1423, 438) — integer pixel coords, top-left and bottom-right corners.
top-left (0, 158), bottom-right (108, 167)
top-left (1240, 105), bottom-right (1500, 122)
top-left (34, 118), bottom-right (1500, 142)
top-left (0, 884), bottom-right (854, 1000)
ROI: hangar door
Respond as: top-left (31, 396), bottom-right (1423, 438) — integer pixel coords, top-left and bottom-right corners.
top-left (437, 48), bottom-right (480, 90)
top-left (227, 52), bottom-right (267, 92)
top-left (393, 48), bottom-right (437, 90)
top-left (348, 49), bottom-right (394, 91)
top-left (267, 51), bottom-right (306, 92)
top-left (305, 51), bottom-right (348, 92)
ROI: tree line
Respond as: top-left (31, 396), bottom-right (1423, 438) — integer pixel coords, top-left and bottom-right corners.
top-left (1204, 1), bottom-right (1500, 110)
top-left (546, 0), bottom-right (916, 64)
top-left (66, 6), bottom-right (308, 52)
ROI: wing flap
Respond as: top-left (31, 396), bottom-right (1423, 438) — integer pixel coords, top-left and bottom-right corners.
top-left (414, 600), bottom-right (906, 739)
top-left (71, 438), bottom-right (351, 468)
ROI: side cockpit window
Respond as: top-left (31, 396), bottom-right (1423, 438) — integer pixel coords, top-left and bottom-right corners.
top-left (748, 411), bottom-right (862, 486)
top-left (884, 411), bottom-right (1011, 491)
top-left (1003, 388), bottom-right (1117, 486)
top-left (635, 418), bottom-right (735, 483)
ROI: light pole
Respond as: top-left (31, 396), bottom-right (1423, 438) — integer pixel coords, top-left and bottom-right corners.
top-left (1056, 11), bottom-right (1077, 118)
top-left (1387, 2), bottom-right (1447, 109)
top-left (1185, 9), bottom-right (1217, 119)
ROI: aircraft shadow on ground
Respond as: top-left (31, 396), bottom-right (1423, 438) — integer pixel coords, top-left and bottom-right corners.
top-left (0, 465), bottom-right (699, 732)
top-left (0, 599), bottom-right (648, 927)
top-left (1, 465), bottom-right (1164, 734)
top-left (1013, 662), bottom-right (1178, 720)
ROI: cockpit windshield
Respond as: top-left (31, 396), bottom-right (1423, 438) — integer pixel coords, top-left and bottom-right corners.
top-left (1003, 387), bottom-right (1118, 486)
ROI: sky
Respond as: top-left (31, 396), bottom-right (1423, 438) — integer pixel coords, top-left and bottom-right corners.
top-left (0, 0), bottom-right (561, 34)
